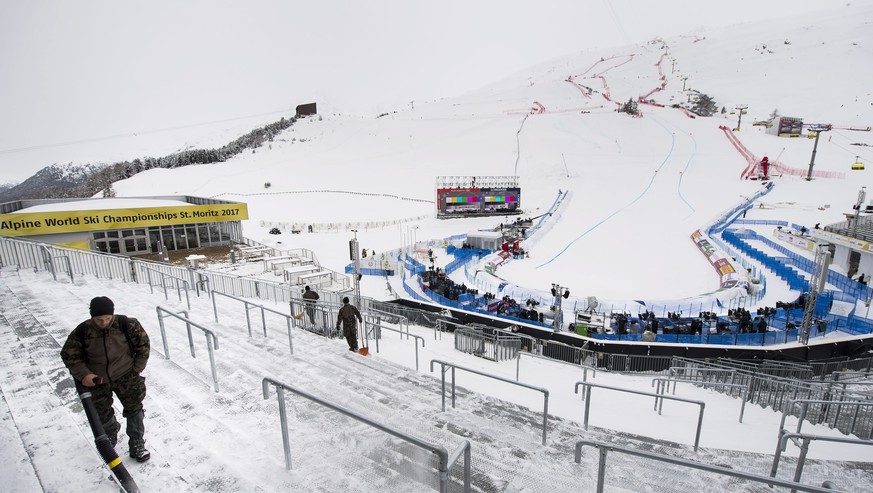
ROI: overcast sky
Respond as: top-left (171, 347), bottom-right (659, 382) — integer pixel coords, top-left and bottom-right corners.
top-left (0, 0), bottom-right (833, 183)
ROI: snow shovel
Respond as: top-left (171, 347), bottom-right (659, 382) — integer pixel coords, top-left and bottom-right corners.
top-left (358, 347), bottom-right (369, 356)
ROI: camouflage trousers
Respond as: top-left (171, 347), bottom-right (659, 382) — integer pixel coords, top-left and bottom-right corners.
top-left (90, 370), bottom-right (146, 425)
top-left (343, 325), bottom-right (358, 350)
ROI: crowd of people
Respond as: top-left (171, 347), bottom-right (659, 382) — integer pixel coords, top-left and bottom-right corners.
top-left (594, 307), bottom-right (778, 337)
top-left (419, 267), bottom-right (544, 321)
top-left (421, 268), bottom-right (481, 302)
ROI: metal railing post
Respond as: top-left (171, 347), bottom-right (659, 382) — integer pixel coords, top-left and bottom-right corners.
top-left (371, 323), bottom-right (424, 371)
top-left (578, 439), bottom-right (840, 493)
top-left (431, 359), bottom-right (550, 445)
top-left (261, 377), bottom-right (471, 491)
top-left (212, 291), bottom-right (296, 353)
top-left (261, 382), bottom-right (292, 470)
top-left (771, 431), bottom-right (873, 487)
top-left (576, 381), bottom-right (705, 451)
top-left (155, 306), bottom-right (221, 392)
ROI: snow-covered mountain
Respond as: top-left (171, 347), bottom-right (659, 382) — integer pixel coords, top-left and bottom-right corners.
top-left (2, 3), bottom-right (873, 492)
top-left (95, 3), bottom-right (873, 307)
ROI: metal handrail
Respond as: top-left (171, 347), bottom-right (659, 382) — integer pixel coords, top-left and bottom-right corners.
top-left (155, 306), bottom-right (220, 392)
top-left (143, 265), bottom-right (192, 309)
top-left (369, 323), bottom-right (424, 371)
top-left (575, 439), bottom-right (844, 493)
top-left (369, 307), bottom-right (410, 338)
top-left (779, 398), bottom-right (873, 441)
top-left (668, 365), bottom-right (738, 381)
top-left (430, 359), bottom-right (550, 445)
top-left (652, 377), bottom-right (751, 422)
top-left (437, 319), bottom-right (468, 340)
top-left (192, 273), bottom-right (210, 298)
top-left (575, 381), bottom-right (705, 451)
top-left (516, 350), bottom-right (595, 384)
top-left (39, 245), bottom-right (56, 280)
top-left (212, 290), bottom-right (294, 355)
top-left (262, 377), bottom-right (471, 492)
top-left (39, 244), bottom-right (74, 282)
top-left (673, 358), bottom-right (873, 431)
top-left (771, 431), bottom-right (872, 490)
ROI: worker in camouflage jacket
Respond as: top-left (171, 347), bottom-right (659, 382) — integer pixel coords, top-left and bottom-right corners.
top-left (335, 296), bottom-right (363, 351)
top-left (60, 296), bottom-right (152, 462)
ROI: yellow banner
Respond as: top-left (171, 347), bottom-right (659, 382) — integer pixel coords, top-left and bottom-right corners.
top-left (0, 203), bottom-right (248, 237)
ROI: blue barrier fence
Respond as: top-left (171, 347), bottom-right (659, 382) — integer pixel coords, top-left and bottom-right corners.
top-left (444, 248), bottom-right (484, 274)
top-left (722, 229), bottom-right (810, 292)
top-left (725, 226), bottom-right (873, 306)
top-left (406, 245), bottom-right (553, 329)
top-left (391, 181), bottom-right (873, 345)
top-left (401, 279), bottom-right (430, 303)
top-left (719, 227), bottom-right (873, 336)
top-left (344, 265), bottom-right (394, 276)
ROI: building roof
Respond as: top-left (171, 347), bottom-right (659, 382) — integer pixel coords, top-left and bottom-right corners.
top-left (824, 214), bottom-right (873, 243)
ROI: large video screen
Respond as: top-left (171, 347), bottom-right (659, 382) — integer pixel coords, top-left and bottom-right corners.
top-left (437, 187), bottom-right (521, 216)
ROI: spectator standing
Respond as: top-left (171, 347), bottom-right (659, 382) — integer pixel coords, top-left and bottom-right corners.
top-left (302, 285), bottom-right (320, 324)
top-left (336, 297), bottom-right (363, 351)
top-left (60, 297), bottom-right (152, 462)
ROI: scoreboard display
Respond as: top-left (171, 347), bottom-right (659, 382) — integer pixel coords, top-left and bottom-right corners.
top-left (776, 116), bottom-right (803, 136)
top-left (437, 187), bottom-right (521, 217)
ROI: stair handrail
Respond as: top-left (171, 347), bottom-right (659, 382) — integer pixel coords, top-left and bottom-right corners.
top-left (770, 431), bottom-right (873, 488)
top-left (261, 377), bottom-right (471, 492)
top-left (368, 322), bottom-right (424, 371)
top-left (652, 377), bottom-right (751, 423)
top-left (575, 439), bottom-right (842, 493)
top-left (778, 398), bottom-right (873, 441)
top-left (516, 350), bottom-right (595, 383)
top-left (155, 306), bottom-right (221, 392)
top-left (430, 358), bottom-right (550, 445)
top-left (575, 380), bottom-right (705, 451)
top-left (211, 289), bottom-right (295, 355)
top-left (142, 264), bottom-right (192, 309)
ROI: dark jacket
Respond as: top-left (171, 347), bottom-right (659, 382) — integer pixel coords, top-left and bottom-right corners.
top-left (60, 316), bottom-right (150, 383)
top-left (302, 290), bottom-right (320, 304)
top-left (336, 303), bottom-right (362, 330)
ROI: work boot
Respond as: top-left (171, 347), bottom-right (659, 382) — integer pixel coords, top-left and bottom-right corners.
top-left (129, 440), bottom-right (151, 462)
top-left (127, 410), bottom-right (150, 462)
top-left (102, 417), bottom-right (120, 447)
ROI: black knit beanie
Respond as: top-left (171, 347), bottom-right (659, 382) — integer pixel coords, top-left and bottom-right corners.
top-left (89, 296), bottom-right (115, 317)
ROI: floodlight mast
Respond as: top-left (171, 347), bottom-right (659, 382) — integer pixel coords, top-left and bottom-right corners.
top-left (551, 283), bottom-right (570, 331)
top-left (799, 243), bottom-right (831, 345)
top-left (350, 230), bottom-right (361, 305)
top-left (852, 187), bottom-right (867, 239)
top-left (805, 124), bottom-right (833, 181)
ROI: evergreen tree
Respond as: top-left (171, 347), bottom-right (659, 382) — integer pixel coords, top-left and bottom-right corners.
top-left (620, 98), bottom-right (639, 116)
top-left (6, 114), bottom-right (300, 201)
